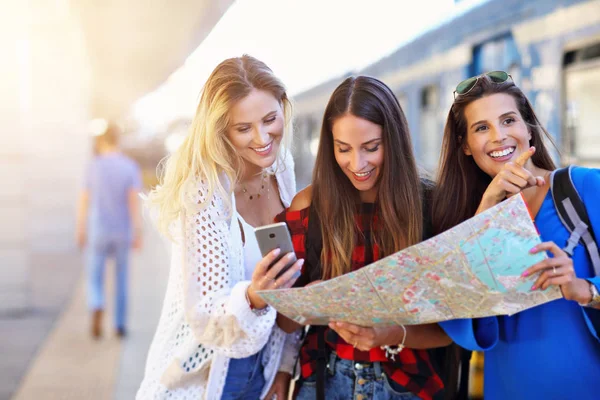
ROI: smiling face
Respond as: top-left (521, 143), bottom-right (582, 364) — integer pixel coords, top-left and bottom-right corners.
top-left (463, 93), bottom-right (533, 178)
top-left (331, 113), bottom-right (384, 202)
top-left (226, 89), bottom-right (284, 173)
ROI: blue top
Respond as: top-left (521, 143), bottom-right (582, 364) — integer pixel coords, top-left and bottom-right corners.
top-left (441, 166), bottom-right (600, 400)
top-left (85, 152), bottom-right (142, 242)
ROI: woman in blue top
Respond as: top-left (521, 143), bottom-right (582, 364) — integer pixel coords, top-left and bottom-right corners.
top-left (432, 71), bottom-right (600, 400)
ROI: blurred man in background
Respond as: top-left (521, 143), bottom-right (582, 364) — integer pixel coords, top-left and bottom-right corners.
top-left (76, 121), bottom-right (142, 339)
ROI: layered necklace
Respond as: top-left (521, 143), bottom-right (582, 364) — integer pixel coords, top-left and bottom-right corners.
top-left (240, 170), bottom-right (270, 201)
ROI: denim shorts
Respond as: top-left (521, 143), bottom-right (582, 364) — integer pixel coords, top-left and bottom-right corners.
top-left (295, 352), bottom-right (421, 400)
top-left (221, 349), bottom-right (265, 400)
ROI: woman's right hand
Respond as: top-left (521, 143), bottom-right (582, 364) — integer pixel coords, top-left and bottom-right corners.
top-left (247, 249), bottom-right (304, 309)
top-left (477, 146), bottom-right (545, 213)
top-left (277, 279), bottom-right (323, 332)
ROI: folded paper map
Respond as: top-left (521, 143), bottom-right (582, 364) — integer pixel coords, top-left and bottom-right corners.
top-left (258, 194), bottom-right (562, 326)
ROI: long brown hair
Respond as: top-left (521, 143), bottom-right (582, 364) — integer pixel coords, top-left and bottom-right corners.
top-left (312, 76), bottom-right (423, 280)
top-left (432, 74), bottom-right (557, 235)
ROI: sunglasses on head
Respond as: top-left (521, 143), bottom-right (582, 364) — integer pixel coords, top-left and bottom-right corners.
top-left (453, 70), bottom-right (512, 99)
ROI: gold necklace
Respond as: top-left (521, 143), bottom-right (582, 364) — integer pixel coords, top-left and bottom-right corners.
top-left (241, 171), bottom-right (270, 200)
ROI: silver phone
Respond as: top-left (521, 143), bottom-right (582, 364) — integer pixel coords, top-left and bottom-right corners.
top-left (254, 222), bottom-right (296, 279)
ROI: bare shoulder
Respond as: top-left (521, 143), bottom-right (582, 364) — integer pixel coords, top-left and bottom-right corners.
top-left (289, 185), bottom-right (313, 211)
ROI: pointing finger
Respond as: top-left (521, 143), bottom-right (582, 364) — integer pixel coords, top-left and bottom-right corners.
top-left (515, 146), bottom-right (535, 167)
top-left (535, 176), bottom-right (546, 187)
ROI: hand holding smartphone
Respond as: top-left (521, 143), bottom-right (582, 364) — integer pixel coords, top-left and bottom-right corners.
top-left (254, 222), bottom-right (297, 279)
top-left (246, 222), bottom-right (304, 309)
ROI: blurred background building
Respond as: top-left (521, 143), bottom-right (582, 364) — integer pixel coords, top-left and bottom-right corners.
top-left (292, 0), bottom-right (600, 188)
top-left (0, 0), bottom-right (232, 313)
top-left (0, 0), bottom-right (598, 399)
top-left (0, 1), bottom-right (232, 398)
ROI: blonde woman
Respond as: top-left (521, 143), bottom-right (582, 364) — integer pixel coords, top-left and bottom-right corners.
top-left (137, 55), bottom-right (303, 400)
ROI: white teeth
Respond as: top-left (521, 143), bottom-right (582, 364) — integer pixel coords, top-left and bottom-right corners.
top-left (354, 170), bottom-right (372, 177)
top-left (253, 142), bottom-right (272, 152)
top-left (489, 147), bottom-right (515, 158)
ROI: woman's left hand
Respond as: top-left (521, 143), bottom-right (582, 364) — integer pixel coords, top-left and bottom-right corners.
top-left (264, 371), bottom-right (291, 400)
top-left (328, 321), bottom-right (403, 352)
top-left (525, 241), bottom-right (591, 303)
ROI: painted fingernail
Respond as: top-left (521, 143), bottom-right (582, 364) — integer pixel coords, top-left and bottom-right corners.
top-left (521, 270), bottom-right (529, 277)
top-left (297, 259), bottom-right (305, 266)
top-left (529, 246), bottom-right (537, 253)
top-left (273, 248), bottom-right (281, 256)
top-left (287, 252), bottom-right (295, 259)
top-left (530, 284), bottom-right (537, 291)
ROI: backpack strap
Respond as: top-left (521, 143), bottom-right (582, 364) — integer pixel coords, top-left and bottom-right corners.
top-left (551, 166), bottom-right (600, 276)
top-left (304, 204), bottom-right (327, 400)
top-left (306, 205), bottom-right (324, 283)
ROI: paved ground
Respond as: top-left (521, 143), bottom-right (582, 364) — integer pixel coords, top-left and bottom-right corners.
top-left (2, 219), bottom-right (170, 400)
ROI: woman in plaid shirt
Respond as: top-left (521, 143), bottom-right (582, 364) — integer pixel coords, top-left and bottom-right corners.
top-left (276, 76), bottom-right (461, 400)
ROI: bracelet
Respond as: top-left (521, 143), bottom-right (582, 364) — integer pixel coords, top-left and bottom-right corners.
top-left (580, 280), bottom-right (600, 308)
top-left (245, 287), bottom-right (270, 317)
top-left (380, 324), bottom-right (407, 361)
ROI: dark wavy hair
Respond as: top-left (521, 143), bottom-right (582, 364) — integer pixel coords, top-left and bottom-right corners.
top-left (432, 74), bottom-right (557, 234)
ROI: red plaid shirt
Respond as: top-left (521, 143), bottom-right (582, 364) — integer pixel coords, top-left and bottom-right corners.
top-left (275, 203), bottom-right (445, 400)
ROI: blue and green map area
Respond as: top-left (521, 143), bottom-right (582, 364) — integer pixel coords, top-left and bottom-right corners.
top-left (259, 195), bottom-right (563, 327)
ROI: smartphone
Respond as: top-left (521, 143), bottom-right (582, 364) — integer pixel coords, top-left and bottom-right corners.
top-left (254, 222), bottom-right (297, 279)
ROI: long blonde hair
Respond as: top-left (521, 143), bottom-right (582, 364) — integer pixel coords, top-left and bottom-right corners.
top-left (148, 55), bottom-right (293, 237)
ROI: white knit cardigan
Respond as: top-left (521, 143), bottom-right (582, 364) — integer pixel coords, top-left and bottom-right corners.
top-left (137, 151), bottom-right (301, 400)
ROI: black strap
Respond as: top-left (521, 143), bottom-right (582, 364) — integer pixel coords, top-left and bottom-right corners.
top-left (305, 205), bottom-right (323, 283)
top-left (290, 205), bottom-right (322, 290)
top-left (315, 326), bottom-right (327, 400)
top-left (421, 178), bottom-right (435, 240)
top-left (305, 204), bottom-right (327, 400)
top-left (456, 349), bottom-right (472, 400)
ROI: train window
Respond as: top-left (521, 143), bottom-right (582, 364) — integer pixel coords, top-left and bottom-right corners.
top-left (472, 34), bottom-right (519, 75)
top-left (563, 50), bottom-right (577, 66)
top-left (421, 86), bottom-right (439, 109)
top-left (563, 40), bottom-right (600, 167)
top-left (305, 117), bottom-right (317, 140)
top-left (396, 92), bottom-right (408, 115)
top-left (582, 42), bottom-right (600, 61)
top-left (509, 63), bottom-right (521, 87)
top-left (419, 86), bottom-right (441, 170)
top-left (563, 41), bottom-right (600, 67)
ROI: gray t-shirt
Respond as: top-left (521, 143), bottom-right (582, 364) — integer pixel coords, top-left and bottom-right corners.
top-left (85, 152), bottom-right (142, 241)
